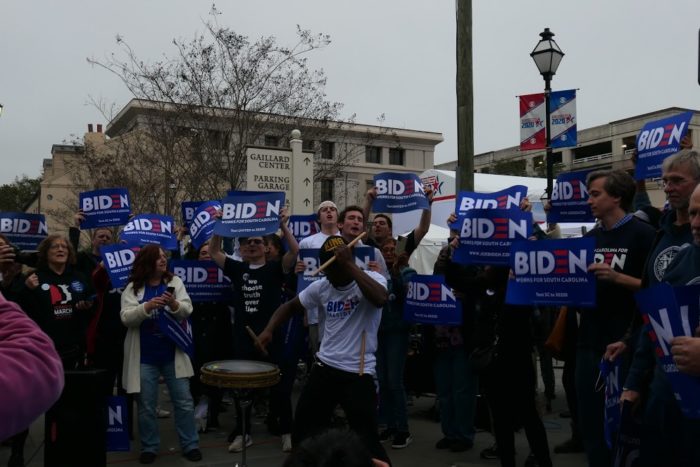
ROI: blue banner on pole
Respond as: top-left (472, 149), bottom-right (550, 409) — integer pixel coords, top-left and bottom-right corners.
top-left (599, 357), bottom-right (622, 449)
top-left (79, 188), bottom-right (131, 229)
top-left (372, 172), bottom-right (429, 213)
top-left (100, 244), bottom-right (141, 289)
top-left (181, 201), bottom-right (202, 228)
top-left (635, 283), bottom-right (700, 419)
top-left (455, 185), bottom-right (528, 216)
top-left (106, 395), bottom-right (130, 452)
top-left (403, 274), bottom-right (462, 325)
top-left (547, 171), bottom-right (594, 223)
top-left (549, 90), bottom-right (577, 148)
top-left (189, 201), bottom-right (222, 250)
top-left (451, 209), bottom-right (532, 266)
top-left (505, 237), bottom-right (596, 306)
top-left (170, 260), bottom-right (233, 303)
top-left (214, 192), bottom-right (284, 238)
top-left (635, 111), bottom-right (693, 180)
top-left (120, 214), bottom-right (178, 250)
top-left (0, 212), bottom-right (48, 250)
top-left (287, 215), bottom-right (320, 244)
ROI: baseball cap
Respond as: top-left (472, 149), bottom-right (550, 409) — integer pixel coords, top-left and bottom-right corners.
top-left (318, 235), bottom-right (348, 266)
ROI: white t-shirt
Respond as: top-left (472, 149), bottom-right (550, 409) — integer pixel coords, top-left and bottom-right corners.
top-left (298, 270), bottom-right (387, 375)
top-left (298, 231), bottom-right (339, 325)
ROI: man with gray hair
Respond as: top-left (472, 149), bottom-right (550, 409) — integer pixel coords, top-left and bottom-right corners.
top-left (619, 150), bottom-right (700, 465)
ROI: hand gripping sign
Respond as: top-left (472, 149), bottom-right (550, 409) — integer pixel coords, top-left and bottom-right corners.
top-left (79, 188), bottom-right (131, 229)
top-left (372, 172), bottom-right (429, 213)
top-left (635, 283), bottom-right (700, 419)
top-left (214, 191), bottom-right (284, 238)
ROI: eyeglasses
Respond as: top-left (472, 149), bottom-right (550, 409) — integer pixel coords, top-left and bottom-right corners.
top-left (242, 238), bottom-right (264, 246)
top-left (661, 176), bottom-right (693, 188)
top-left (49, 243), bottom-right (68, 251)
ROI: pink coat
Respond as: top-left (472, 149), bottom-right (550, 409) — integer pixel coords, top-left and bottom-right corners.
top-left (0, 295), bottom-right (64, 440)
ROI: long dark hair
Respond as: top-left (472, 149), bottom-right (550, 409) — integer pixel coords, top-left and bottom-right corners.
top-left (128, 244), bottom-right (172, 293)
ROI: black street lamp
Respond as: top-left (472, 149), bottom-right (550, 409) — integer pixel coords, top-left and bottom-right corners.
top-left (530, 28), bottom-right (564, 197)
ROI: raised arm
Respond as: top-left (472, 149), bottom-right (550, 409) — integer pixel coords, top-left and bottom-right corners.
top-left (279, 208), bottom-right (299, 273)
top-left (337, 245), bottom-right (387, 307)
top-left (362, 187), bottom-right (377, 231)
top-left (208, 234), bottom-right (227, 270)
top-left (412, 187), bottom-right (434, 245)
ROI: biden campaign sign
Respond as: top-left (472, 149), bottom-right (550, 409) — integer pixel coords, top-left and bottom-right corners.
top-left (506, 237), bottom-right (596, 307)
top-left (181, 201), bottom-right (202, 229)
top-left (635, 111), bottom-right (693, 180)
top-left (0, 212), bottom-right (48, 250)
top-left (547, 171), bottom-right (594, 223)
top-left (100, 243), bottom-right (141, 288)
top-left (171, 260), bottom-right (233, 303)
top-left (106, 396), bottom-right (130, 452)
top-left (403, 274), bottom-right (462, 325)
top-left (455, 185), bottom-right (528, 216)
top-left (287, 214), bottom-right (320, 244)
top-left (635, 283), bottom-right (700, 419)
top-left (215, 191), bottom-right (284, 238)
top-left (372, 172), bottom-right (429, 213)
top-left (79, 188), bottom-right (131, 229)
top-left (599, 357), bottom-right (622, 449)
top-left (121, 214), bottom-right (177, 250)
top-left (189, 201), bottom-right (222, 250)
top-left (451, 209), bottom-right (532, 266)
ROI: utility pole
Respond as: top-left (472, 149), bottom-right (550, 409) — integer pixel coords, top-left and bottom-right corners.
top-left (456, 0), bottom-right (474, 192)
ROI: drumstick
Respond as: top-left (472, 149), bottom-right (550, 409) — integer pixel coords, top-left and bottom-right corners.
top-left (359, 330), bottom-right (366, 376)
top-left (246, 326), bottom-right (268, 357)
top-left (311, 231), bottom-right (367, 276)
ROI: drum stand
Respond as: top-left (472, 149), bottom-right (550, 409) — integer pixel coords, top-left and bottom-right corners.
top-left (234, 388), bottom-right (253, 467)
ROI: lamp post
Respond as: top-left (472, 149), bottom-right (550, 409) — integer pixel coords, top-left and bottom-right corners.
top-left (530, 28), bottom-right (564, 197)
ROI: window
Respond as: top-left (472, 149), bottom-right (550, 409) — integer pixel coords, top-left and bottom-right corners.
top-left (321, 179), bottom-right (334, 200)
top-left (321, 141), bottom-right (334, 160)
top-left (365, 146), bottom-right (381, 164)
top-left (264, 135), bottom-right (279, 147)
top-left (389, 148), bottom-right (405, 165)
top-left (302, 139), bottom-right (315, 151)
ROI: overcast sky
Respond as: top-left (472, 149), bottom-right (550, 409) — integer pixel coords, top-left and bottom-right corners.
top-left (1, 0), bottom-right (699, 185)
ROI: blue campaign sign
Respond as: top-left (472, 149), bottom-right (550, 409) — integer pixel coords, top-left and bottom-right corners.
top-left (455, 185), bottom-right (528, 216)
top-left (214, 191), bottom-right (284, 238)
top-left (547, 171), bottom-right (594, 223)
top-left (451, 209), bottom-right (532, 266)
top-left (372, 172), bottom-right (429, 213)
top-left (100, 244), bottom-right (141, 288)
top-left (635, 111), bottom-right (693, 180)
top-left (599, 358), bottom-right (622, 449)
top-left (170, 259), bottom-right (233, 303)
top-left (79, 188), bottom-right (131, 229)
top-left (403, 274), bottom-right (462, 325)
top-left (189, 201), bottom-right (222, 250)
top-left (0, 212), bottom-right (48, 250)
top-left (106, 396), bottom-right (130, 451)
top-left (297, 248), bottom-right (322, 293)
top-left (287, 215), bottom-right (320, 243)
top-left (635, 283), bottom-right (700, 419)
top-left (506, 237), bottom-right (596, 307)
top-left (120, 214), bottom-right (178, 250)
top-left (181, 201), bottom-right (202, 228)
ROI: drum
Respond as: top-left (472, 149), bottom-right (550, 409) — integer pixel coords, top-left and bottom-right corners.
top-left (200, 360), bottom-right (280, 389)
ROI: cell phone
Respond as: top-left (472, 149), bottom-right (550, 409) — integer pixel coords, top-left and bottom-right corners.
top-left (395, 235), bottom-right (408, 256)
top-left (166, 286), bottom-right (175, 295)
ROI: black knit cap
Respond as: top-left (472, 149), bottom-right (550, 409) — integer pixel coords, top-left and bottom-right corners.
top-left (318, 235), bottom-right (349, 266)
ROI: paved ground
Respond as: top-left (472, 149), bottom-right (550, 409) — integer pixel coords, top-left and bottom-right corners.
top-left (1, 368), bottom-right (587, 467)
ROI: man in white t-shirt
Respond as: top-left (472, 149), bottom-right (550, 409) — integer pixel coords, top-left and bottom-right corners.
top-left (258, 235), bottom-right (390, 464)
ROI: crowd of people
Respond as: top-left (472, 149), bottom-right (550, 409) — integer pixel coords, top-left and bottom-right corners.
top-left (1, 146), bottom-right (700, 467)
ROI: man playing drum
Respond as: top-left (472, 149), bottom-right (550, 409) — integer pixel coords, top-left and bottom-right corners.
top-left (257, 235), bottom-right (391, 465)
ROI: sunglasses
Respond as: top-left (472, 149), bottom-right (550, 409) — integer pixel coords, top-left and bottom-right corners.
top-left (242, 238), bottom-right (264, 246)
